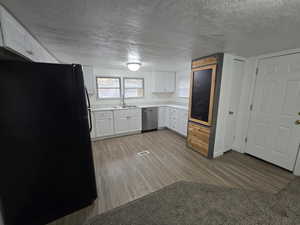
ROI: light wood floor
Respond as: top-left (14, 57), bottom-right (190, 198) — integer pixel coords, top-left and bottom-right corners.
top-left (50, 129), bottom-right (295, 225)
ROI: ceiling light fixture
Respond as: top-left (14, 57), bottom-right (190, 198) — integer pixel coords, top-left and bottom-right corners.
top-left (127, 62), bottom-right (141, 72)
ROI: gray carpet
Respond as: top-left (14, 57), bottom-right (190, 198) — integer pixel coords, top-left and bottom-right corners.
top-left (87, 178), bottom-right (300, 225)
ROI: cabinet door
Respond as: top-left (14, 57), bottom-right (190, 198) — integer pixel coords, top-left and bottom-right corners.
top-left (114, 117), bottom-right (129, 134)
top-left (152, 72), bottom-right (175, 93)
top-left (95, 118), bottom-right (114, 137)
top-left (82, 66), bottom-right (95, 94)
top-left (152, 73), bottom-right (163, 92)
top-left (1, 9), bottom-right (27, 57)
top-left (169, 108), bottom-right (178, 131)
top-left (158, 107), bottom-right (166, 128)
top-left (190, 65), bottom-right (216, 126)
top-left (24, 34), bottom-right (43, 61)
top-left (166, 73), bottom-right (176, 92)
top-left (177, 109), bottom-right (188, 136)
top-left (165, 107), bottom-right (171, 128)
top-left (42, 48), bottom-right (58, 63)
top-left (129, 116), bottom-right (142, 132)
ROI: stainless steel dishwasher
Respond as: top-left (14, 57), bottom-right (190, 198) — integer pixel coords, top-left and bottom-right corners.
top-left (142, 107), bottom-right (158, 132)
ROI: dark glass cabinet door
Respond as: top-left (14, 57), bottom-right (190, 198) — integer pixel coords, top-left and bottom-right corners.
top-left (190, 65), bottom-right (216, 126)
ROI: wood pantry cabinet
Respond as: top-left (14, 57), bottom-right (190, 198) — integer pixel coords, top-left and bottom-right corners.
top-left (187, 54), bottom-right (224, 158)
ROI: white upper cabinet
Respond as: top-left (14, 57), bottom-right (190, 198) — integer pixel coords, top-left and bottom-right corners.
top-left (1, 7), bottom-right (28, 57)
top-left (0, 5), bottom-right (58, 63)
top-left (152, 72), bottom-right (175, 93)
top-left (82, 65), bottom-right (95, 94)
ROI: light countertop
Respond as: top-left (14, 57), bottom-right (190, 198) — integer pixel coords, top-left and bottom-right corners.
top-left (91, 104), bottom-right (188, 112)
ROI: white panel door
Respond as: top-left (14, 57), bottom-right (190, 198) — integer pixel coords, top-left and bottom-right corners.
top-left (224, 60), bottom-right (245, 151)
top-left (246, 54), bottom-right (300, 171)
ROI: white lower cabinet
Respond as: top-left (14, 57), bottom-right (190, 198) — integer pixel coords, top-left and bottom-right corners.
top-left (95, 118), bottom-right (114, 137)
top-left (94, 111), bottom-right (114, 138)
top-left (169, 108), bottom-right (178, 131)
top-left (177, 109), bottom-right (188, 136)
top-left (92, 108), bottom-right (142, 139)
top-left (114, 108), bottom-right (141, 134)
top-left (91, 106), bottom-right (187, 139)
top-left (162, 106), bottom-right (188, 137)
top-left (158, 107), bottom-right (167, 128)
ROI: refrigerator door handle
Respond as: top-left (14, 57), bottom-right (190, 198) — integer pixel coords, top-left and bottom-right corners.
top-left (85, 87), bottom-right (93, 132)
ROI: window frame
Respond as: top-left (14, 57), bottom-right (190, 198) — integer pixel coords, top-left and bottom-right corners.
top-left (123, 77), bottom-right (145, 99)
top-left (96, 76), bottom-right (121, 99)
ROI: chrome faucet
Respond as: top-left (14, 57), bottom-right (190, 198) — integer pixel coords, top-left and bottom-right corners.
top-left (121, 92), bottom-right (126, 108)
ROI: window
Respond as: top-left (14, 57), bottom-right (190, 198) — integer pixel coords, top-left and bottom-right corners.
top-left (96, 77), bottom-right (121, 99)
top-left (124, 78), bottom-right (144, 98)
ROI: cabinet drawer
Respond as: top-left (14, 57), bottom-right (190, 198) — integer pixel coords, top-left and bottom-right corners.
top-left (114, 108), bottom-right (141, 118)
top-left (129, 108), bottom-right (141, 117)
top-left (187, 135), bottom-right (209, 156)
top-left (188, 122), bottom-right (210, 135)
top-left (187, 122), bottom-right (210, 157)
top-left (94, 111), bottom-right (113, 120)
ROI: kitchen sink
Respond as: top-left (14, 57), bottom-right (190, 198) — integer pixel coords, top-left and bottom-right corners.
top-left (112, 105), bottom-right (137, 109)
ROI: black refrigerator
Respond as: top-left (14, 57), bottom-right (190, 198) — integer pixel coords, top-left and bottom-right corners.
top-left (0, 61), bottom-right (97, 225)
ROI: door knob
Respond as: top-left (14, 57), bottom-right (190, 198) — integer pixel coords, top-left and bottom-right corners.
top-left (295, 120), bottom-right (300, 125)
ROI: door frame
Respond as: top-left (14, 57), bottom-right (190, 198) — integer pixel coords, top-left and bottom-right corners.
top-left (243, 48), bottom-right (300, 173)
top-left (224, 58), bottom-right (246, 152)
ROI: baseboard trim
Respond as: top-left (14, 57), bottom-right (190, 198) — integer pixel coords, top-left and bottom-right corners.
top-left (91, 131), bottom-right (141, 141)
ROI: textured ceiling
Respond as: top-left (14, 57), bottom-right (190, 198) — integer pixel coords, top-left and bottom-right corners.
top-left (1, 0), bottom-right (300, 71)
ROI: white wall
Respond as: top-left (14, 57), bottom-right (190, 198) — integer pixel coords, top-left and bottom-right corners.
top-left (89, 68), bottom-right (176, 107)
